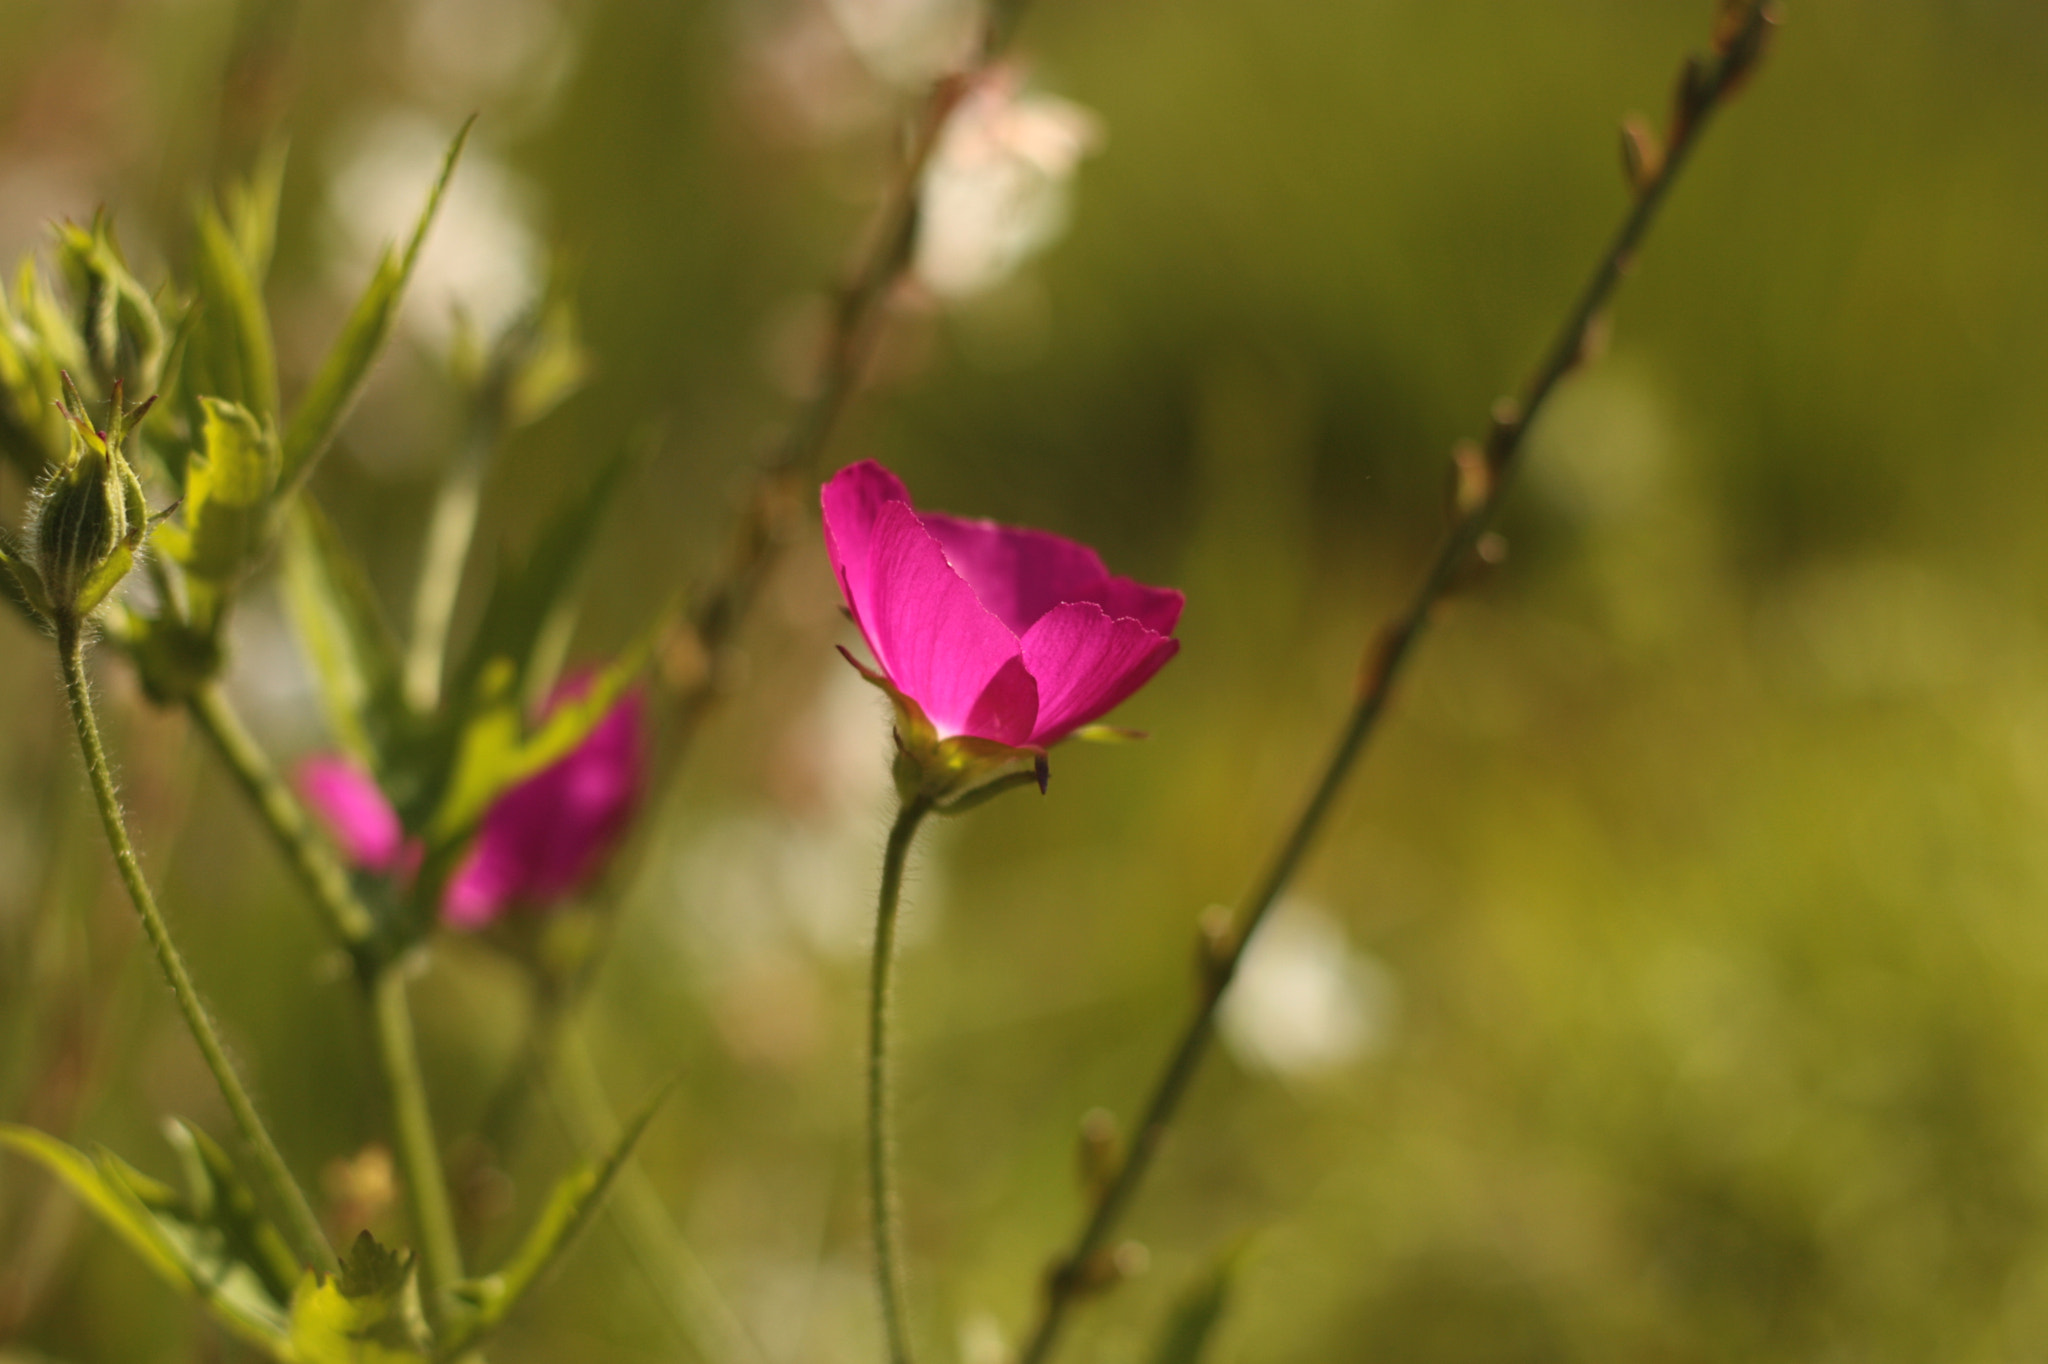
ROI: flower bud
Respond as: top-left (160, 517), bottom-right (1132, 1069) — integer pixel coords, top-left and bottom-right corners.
top-left (15, 374), bottom-right (157, 625)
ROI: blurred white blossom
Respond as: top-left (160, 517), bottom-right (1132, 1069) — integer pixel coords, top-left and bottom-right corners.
top-left (326, 112), bottom-right (542, 349)
top-left (823, 0), bottom-right (979, 87)
top-left (1220, 900), bottom-right (1396, 1081)
top-left (915, 70), bottom-right (1100, 300)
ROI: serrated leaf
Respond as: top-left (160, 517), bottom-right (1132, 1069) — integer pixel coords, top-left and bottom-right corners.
top-left (167, 398), bottom-right (280, 603)
top-left (436, 1077), bottom-right (674, 1359)
top-left (286, 1232), bottom-right (430, 1364)
top-left (1146, 1252), bottom-right (1240, 1364)
top-left (278, 120), bottom-right (471, 495)
top-left (0, 1123), bottom-right (293, 1355)
top-left (281, 499), bottom-right (407, 768)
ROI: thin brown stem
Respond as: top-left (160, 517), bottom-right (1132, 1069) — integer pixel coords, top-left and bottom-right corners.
top-left (1014, 9), bottom-right (1776, 1361)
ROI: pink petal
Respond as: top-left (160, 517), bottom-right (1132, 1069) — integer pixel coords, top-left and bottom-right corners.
top-left (296, 756), bottom-right (408, 873)
top-left (1020, 602), bottom-right (1182, 747)
top-left (441, 690), bottom-right (645, 929)
top-left (821, 461), bottom-right (913, 644)
top-left (864, 501), bottom-right (1038, 745)
top-left (922, 513), bottom-right (1184, 636)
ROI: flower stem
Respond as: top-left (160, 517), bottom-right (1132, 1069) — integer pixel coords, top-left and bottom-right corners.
top-left (186, 683), bottom-right (377, 954)
top-left (55, 623), bottom-right (337, 1276)
top-left (869, 795), bottom-right (932, 1364)
top-left (1013, 10), bottom-right (1777, 1363)
top-left (368, 965), bottom-right (464, 1320)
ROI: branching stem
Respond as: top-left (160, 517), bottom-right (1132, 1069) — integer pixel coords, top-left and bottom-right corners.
top-left (1013, 10), bottom-right (1776, 1362)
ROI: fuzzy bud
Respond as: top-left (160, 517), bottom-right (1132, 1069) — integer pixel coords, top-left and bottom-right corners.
top-left (11, 373), bottom-right (157, 625)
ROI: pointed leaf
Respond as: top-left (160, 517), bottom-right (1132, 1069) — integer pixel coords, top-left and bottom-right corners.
top-left (437, 1078), bottom-right (674, 1358)
top-left (191, 202), bottom-right (281, 419)
top-left (278, 120), bottom-right (471, 494)
top-left (281, 499), bottom-right (407, 767)
top-left (425, 642), bottom-right (648, 844)
top-left (446, 444), bottom-right (632, 713)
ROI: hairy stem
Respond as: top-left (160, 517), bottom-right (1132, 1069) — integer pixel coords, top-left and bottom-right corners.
top-left (869, 796), bottom-right (932, 1364)
top-left (1014, 10), bottom-right (1776, 1362)
top-left (369, 966), bottom-right (464, 1318)
top-left (56, 623), bottom-right (337, 1275)
top-left (187, 683), bottom-right (377, 954)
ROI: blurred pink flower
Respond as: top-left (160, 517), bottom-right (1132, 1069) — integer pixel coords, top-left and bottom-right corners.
top-left (822, 460), bottom-right (1181, 750)
top-left (296, 685), bottom-right (644, 929)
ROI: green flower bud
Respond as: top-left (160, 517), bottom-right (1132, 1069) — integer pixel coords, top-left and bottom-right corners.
top-left (11, 372), bottom-right (158, 625)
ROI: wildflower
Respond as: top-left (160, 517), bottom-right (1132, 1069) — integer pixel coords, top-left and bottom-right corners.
top-left (297, 686), bottom-right (643, 928)
top-left (822, 460), bottom-right (1180, 796)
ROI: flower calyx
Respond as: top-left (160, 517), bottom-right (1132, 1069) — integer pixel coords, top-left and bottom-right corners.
top-left (3, 372), bottom-right (170, 630)
top-left (839, 645), bottom-right (1048, 811)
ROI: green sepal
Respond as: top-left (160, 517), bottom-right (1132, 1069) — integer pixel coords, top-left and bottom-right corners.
top-left (278, 119), bottom-right (471, 497)
top-left (836, 646), bottom-right (1048, 805)
top-left (1074, 723), bottom-right (1147, 744)
top-left (0, 525), bottom-right (51, 622)
top-left (435, 1077), bottom-right (675, 1359)
top-left (0, 1122), bottom-right (294, 1355)
top-left (286, 1232), bottom-right (431, 1364)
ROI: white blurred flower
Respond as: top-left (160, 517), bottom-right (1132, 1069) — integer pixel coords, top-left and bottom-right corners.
top-left (915, 70), bottom-right (1100, 300)
top-left (823, 0), bottom-right (979, 88)
top-left (1220, 900), bottom-right (1395, 1081)
top-left (326, 112), bottom-right (541, 350)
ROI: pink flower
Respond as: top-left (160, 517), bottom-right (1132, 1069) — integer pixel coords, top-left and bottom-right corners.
top-left (296, 687), bottom-right (644, 929)
top-left (821, 460), bottom-right (1182, 752)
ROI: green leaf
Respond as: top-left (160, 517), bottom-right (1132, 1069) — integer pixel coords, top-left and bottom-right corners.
top-left (446, 444), bottom-right (632, 716)
top-left (278, 120), bottom-right (471, 495)
top-left (1146, 1252), bottom-right (1241, 1364)
top-left (0, 1123), bottom-right (293, 1355)
top-left (281, 499), bottom-right (407, 767)
top-left (426, 643), bottom-right (647, 844)
top-left (191, 202), bottom-right (282, 420)
top-left (286, 1232), bottom-right (431, 1364)
top-left (162, 398), bottom-right (280, 612)
top-left (437, 1078), bottom-right (674, 1359)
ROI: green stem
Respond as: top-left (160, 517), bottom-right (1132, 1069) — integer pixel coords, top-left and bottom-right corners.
top-left (549, 1026), bottom-right (769, 1364)
top-left (1012, 10), bottom-right (1776, 1362)
top-left (868, 795), bottom-right (931, 1364)
top-left (369, 966), bottom-right (464, 1319)
top-left (187, 684), bottom-right (377, 953)
top-left (56, 623), bottom-right (337, 1275)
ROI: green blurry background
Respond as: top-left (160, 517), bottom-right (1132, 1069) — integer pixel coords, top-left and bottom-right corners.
top-left (5, 0), bottom-right (2048, 1359)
